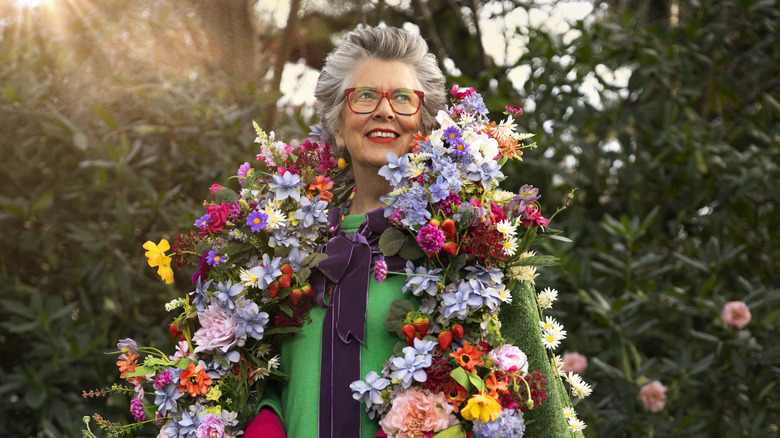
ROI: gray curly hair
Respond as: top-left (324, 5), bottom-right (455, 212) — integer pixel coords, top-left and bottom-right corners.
top-left (314, 26), bottom-right (447, 149)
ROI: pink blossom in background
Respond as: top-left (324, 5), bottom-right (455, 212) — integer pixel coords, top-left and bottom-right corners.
top-left (379, 387), bottom-right (459, 438)
top-left (489, 344), bottom-right (529, 375)
top-left (639, 380), bottom-right (668, 413)
top-left (561, 352), bottom-right (588, 374)
top-left (721, 301), bottom-right (751, 329)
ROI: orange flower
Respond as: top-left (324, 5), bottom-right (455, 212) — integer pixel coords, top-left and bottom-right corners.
top-left (307, 175), bottom-right (334, 203)
top-left (450, 342), bottom-right (484, 373)
top-left (116, 352), bottom-right (139, 379)
top-left (485, 122), bottom-right (524, 160)
top-left (178, 363), bottom-right (212, 396)
top-left (485, 372), bottom-right (509, 398)
top-left (410, 132), bottom-right (430, 153)
top-left (445, 383), bottom-right (468, 413)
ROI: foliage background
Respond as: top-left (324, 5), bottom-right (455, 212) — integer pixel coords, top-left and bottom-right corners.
top-left (1, 0), bottom-right (778, 437)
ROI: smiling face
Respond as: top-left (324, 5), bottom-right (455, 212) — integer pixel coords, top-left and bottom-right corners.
top-left (334, 58), bottom-right (422, 176)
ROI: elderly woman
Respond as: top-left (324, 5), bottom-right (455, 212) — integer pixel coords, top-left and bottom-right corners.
top-left (246, 25), bottom-right (579, 438)
top-left (246, 25), bottom-right (447, 438)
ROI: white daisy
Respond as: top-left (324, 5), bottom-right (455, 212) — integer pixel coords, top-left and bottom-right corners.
top-left (540, 316), bottom-right (566, 335)
top-left (542, 328), bottom-right (564, 350)
top-left (562, 407), bottom-right (576, 420)
top-left (264, 205), bottom-right (287, 231)
top-left (538, 287), bottom-right (559, 309)
top-left (568, 417), bottom-right (587, 432)
top-left (267, 354), bottom-right (281, 370)
top-left (240, 267), bottom-right (263, 288)
top-left (552, 355), bottom-right (565, 376)
top-left (509, 265), bottom-right (539, 283)
top-left (495, 219), bottom-right (517, 238)
top-left (497, 284), bottom-right (513, 304)
top-left (566, 372), bottom-right (593, 398)
top-left (502, 236), bottom-right (519, 256)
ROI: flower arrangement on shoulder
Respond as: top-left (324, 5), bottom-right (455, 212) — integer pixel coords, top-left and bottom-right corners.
top-left (348, 86), bottom-right (590, 437)
top-left (83, 123), bottom-right (347, 438)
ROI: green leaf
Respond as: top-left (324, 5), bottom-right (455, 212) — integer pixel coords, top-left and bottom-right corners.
top-left (302, 252), bottom-right (328, 268)
top-left (511, 255), bottom-right (560, 267)
top-left (398, 237), bottom-right (425, 260)
top-left (467, 372), bottom-right (486, 392)
top-left (379, 227), bottom-right (406, 256)
top-left (25, 386), bottom-right (47, 410)
top-left (448, 253), bottom-right (468, 275)
top-left (214, 188), bottom-right (239, 204)
top-left (385, 299), bottom-right (415, 337)
top-left (127, 366), bottom-right (154, 377)
top-left (432, 424), bottom-right (467, 438)
top-left (450, 367), bottom-right (472, 391)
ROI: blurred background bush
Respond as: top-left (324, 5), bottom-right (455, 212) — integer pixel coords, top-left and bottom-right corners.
top-left (1, 0), bottom-right (777, 436)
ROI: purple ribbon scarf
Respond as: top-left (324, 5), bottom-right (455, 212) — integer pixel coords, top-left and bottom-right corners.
top-left (310, 207), bottom-right (406, 438)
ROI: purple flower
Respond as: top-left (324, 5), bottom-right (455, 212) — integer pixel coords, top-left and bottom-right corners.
top-left (233, 297), bottom-right (269, 340)
top-left (373, 259), bottom-right (388, 283)
top-left (154, 377), bottom-right (183, 415)
top-left (473, 408), bottom-right (525, 438)
top-left (246, 210), bottom-right (268, 232)
top-left (434, 192), bottom-right (462, 217)
top-left (196, 414), bottom-right (226, 438)
top-left (417, 223), bottom-right (446, 253)
top-left (505, 105), bottom-right (524, 116)
top-left (402, 261), bottom-right (443, 296)
top-left (442, 125), bottom-right (462, 146)
top-left (130, 397), bottom-right (145, 421)
top-left (189, 278), bottom-right (213, 312)
top-left (192, 252), bottom-right (211, 285)
top-left (117, 338), bottom-right (138, 356)
top-left (388, 209), bottom-right (404, 224)
top-left (194, 214), bottom-right (210, 229)
top-left (154, 369), bottom-right (173, 389)
top-left (307, 124), bottom-right (323, 143)
top-left (237, 162), bottom-right (251, 185)
top-left (294, 195), bottom-right (329, 228)
top-left (517, 184), bottom-right (540, 203)
top-left (206, 250), bottom-right (225, 267)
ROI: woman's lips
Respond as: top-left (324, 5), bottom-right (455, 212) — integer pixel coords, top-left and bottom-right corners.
top-left (366, 129), bottom-right (400, 143)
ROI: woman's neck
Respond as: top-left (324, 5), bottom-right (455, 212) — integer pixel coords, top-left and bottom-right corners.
top-left (349, 166), bottom-right (392, 215)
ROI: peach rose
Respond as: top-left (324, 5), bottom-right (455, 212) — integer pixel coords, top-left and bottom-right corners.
top-left (379, 388), bottom-right (458, 438)
top-left (561, 352), bottom-right (588, 374)
top-left (721, 301), bottom-right (751, 329)
top-left (639, 380), bottom-right (668, 413)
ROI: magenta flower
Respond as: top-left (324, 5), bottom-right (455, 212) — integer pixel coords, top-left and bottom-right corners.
top-left (722, 301), bottom-right (751, 329)
top-left (373, 259), bottom-right (388, 283)
top-left (130, 397), bottom-right (145, 421)
top-left (505, 105), bottom-right (523, 116)
top-left (237, 162), bottom-right (251, 184)
top-left (417, 223), bottom-right (446, 253)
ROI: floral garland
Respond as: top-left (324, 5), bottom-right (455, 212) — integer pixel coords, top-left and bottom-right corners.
top-left (350, 85), bottom-right (590, 437)
top-left (83, 87), bottom-right (590, 438)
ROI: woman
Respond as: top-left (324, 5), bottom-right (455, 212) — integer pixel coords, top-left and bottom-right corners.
top-left (246, 25), bottom-right (447, 438)
top-left (246, 25), bottom-right (579, 438)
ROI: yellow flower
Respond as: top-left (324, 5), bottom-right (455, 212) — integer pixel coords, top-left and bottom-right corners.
top-left (206, 385), bottom-right (222, 401)
top-left (143, 239), bottom-right (174, 284)
top-left (460, 392), bottom-right (502, 423)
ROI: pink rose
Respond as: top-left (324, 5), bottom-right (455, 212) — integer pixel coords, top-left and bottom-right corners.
top-left (193, 304), bottom-right (242, 354)
top-left (197, 414), bottom-right (225, 438)
top-left (721, 301), bottom-right (751, 329)
top-left (488, 344), bottom-right (529, 375)
top-left (639, 380), bottom-right (668, 413)
top-left (379, 388), bottom-right (458, 438)
top-left (561, 352), bottom-right (588, 374)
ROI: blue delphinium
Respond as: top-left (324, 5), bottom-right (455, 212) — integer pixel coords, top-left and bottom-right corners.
top-left (473, 408), bottom-right (526, 438)
top-left (233, 297), bottom-right (269, 340)
top-left (378, 152), bottom-right (412, 188)
top-left (269, 171), bottom-right (305, 202)
top-left (383, 183), bottom-right (431, 228)
top-left (350, 370), bottom-right (391, 409)
top-left (441, 280), bottom-right (484, 320)
top-left (390, 348), bottom-right (429, 388)
top-left (294, 195), bottom-right (329, 228)
top-left (465, 265), bottom-right (504, 285)
top-left (402, 261), bottom-right (443, 296)
top-left (214, 280), bottom-right (243, 312)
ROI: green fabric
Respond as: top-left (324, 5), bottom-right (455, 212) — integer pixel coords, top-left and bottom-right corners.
top-left (275, 213), bottom-right (410, 438)
top-left (499, 280), bottom-right (585, 438)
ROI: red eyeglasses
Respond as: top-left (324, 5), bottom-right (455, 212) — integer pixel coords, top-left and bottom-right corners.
top-left (344, 88), bottom-right (425, 116)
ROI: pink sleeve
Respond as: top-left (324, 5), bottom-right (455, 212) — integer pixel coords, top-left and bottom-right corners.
top-left (243, 408), bottom-right (286, 438)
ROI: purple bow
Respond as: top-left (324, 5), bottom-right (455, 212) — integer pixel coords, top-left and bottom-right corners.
top-left (310, 207), bottom-right (405, 438)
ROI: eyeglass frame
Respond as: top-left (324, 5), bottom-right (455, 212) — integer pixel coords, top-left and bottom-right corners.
top-left (344, 87), bottom-right (425, 116)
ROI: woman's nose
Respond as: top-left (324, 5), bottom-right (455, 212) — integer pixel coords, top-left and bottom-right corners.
top-left (372, 97), bottom-right (395, 120)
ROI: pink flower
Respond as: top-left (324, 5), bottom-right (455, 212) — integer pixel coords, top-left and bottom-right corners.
top-left (639, 380), bottom-right (668, 413)
top-left (488, 344), bottom-right (529, 375)
top-left (722, 301), bottom-right (751, 329)
top-left (417, 224), bottom-right (446, 253)
top-left (373, 259), bottom-right (388, 283)
top-left (209, 184), bottom-right (224, 196)
top-left (379, 388), bottom-right (459, 438)
top-left (193, 304), bottom-right (242, 354)
top-left (450, 84), bottom-right (474, 99)
top-left (561, 352), bottom-right (588, 374)
top-left (197, 414), bottom-right (225, 438)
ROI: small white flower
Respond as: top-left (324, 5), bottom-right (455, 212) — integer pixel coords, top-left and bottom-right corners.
top-left (264, 205), bottom-right (287, 231)
top-left (495, 219), bottom-right (517, 238)
top-left (497, 284), bottom-right (512, 304)
top-left (502, 236), bottom-right (519, 256)
top-left (568, 417), bottom-right (587, 432)
top-left (562, 407), bottom-right (576, 419)
top-left (492, 190), bottom-right (515, 202)
top-left (566, 372), bottom-right (593, 398)
top-left (240, 267), bottom-right (263, 288)
top-left (542, 327), bottom-right (565, 350)
top-left (540, 316), bottom-right (566, 335)
top-left (509, 265), bottom-right (539, 283)
top-left (165, 298), bottom-right (185, 312)
top-left (538, 287), bottom-right (559, 309)
top-left (552, 355), bottom-right (565, 376)
top-left (267, 354), bottom-right (281, 370)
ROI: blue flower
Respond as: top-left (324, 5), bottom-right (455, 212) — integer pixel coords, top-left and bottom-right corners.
top-left (307, 124), bottom-right (324, 143)
top-left (378, 152), bottom-right (411, 188)
top-left (465, 265), bottom-right (504, 285)
top-left (402, 261), bottom-right (443, 296)
top-left (294, 195), bottom-right (329, 228)
top-left (189, 278), bottom-right (213, 312)
top-left (350, 371), bottom-right (390, 408)
top-left (473, 408), bottom-right (526, 438)
top-left (269, 228), bottom-right (300, 248)
top-left (466, 160), bottom-right (504, 188)
top-left (442, 281), bottom-right (484, 320)
top-left (246, 210), bottom-right (268, 232)
top-left (154, 379), bottom-right (184, 415)
top-left (285, 247), bottom-right (307, 271)
top-left (214, 280), bottom-right (243, 312)
top-left (383, 183), bottom-right (431, 228)
top-left (177, 404), bottom-right (206, 438)
top-left (206, 250), bottom-right (226, 267)
top-left (403, 337), bottom-right (436, 368)
top-left (269, 171), bottom-right (304, 202)
top-left (390, 348), bottom-right (429, 388)
top-left (429, 176), bottom-right (451, 203)
top-left (233, 297), bottom-right (269, 340)
top-left (255, 254), bottom-right (282, 289)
